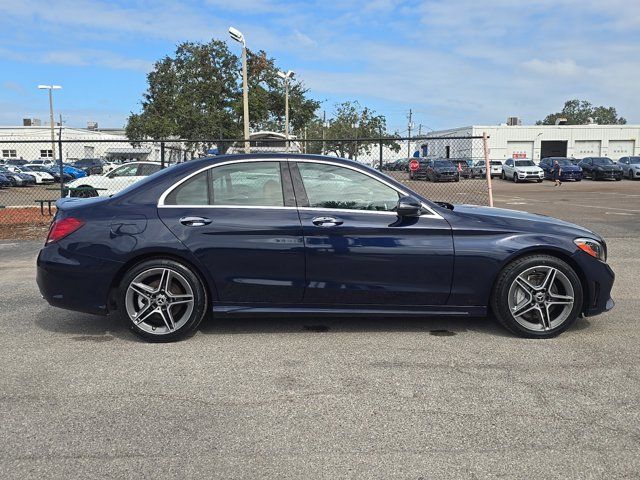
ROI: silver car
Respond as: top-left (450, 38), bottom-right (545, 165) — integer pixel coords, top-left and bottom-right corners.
top-left (501, 159), bottom-right (544, 183)
top-left (617, 156), bottom-right (640, 180)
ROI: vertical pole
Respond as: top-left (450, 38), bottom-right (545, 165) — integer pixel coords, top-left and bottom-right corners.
top-left (242, 45), bottom-right (250, 154)
top-left (379, 125), bottom-right (383, 170)
top-left (58, 118), bottom-right (63, 198)
top-left (284, 77), bottom-right (289, 152)
top-left (483, 131), bottom-right (494, 207)
top-left (49, 89), bottom-right (56, 164)
top-left (160, 141), bottom-right (165, 169)
top-left (321, 110), bottom-right (326, 155)
top-left (407, 108), bottom-right (412, 160)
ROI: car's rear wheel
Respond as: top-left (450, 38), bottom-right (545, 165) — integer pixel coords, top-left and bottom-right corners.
top-left (491, 254), bottom-right (583, 338)
top-left (118, 259), bottom-right (207, 342)
top-left (72, 186), bottom-right (98, 198)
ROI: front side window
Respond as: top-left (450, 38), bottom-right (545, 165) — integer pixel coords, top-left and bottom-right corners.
top-left (297, 162), bottom-right (400, 212)
top-left (165, 161), bottom-right (284, 207)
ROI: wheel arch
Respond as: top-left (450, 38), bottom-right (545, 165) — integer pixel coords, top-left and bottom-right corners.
top-left (107, 251), bottom-right (215, 312)
top-left (491, 246), bottom-right (589, 314)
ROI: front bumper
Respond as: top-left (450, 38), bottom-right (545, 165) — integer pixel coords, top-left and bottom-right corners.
top-left (575, 252), bottom-right (615, 317)
top-left (37, 244), bottom-right (123, 315)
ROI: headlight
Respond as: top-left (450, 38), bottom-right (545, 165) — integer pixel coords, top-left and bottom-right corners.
top-left (574, 238), bottom-right (607, 262)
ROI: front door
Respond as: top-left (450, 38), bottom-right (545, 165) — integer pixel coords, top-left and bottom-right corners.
top-left (291, 160), bottom-right (454, 306)
top-left (158, 160), bottom-right (305, 303)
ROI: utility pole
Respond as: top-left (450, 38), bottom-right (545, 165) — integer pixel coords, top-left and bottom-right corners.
top-left (418, 123), bottom-right (422, 137)
top-left (322, 110), bottom-right (326, 155)
top-left (407, 109), bottom-right (413, 159)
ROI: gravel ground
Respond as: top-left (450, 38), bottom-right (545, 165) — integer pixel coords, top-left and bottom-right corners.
top-left (0, 180), bottom-right (638, 479)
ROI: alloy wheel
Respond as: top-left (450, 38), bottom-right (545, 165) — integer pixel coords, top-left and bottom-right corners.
top-left (507, 265), bottom-right (574, 332)
top-left (125, 267), bottom-right (195, 335)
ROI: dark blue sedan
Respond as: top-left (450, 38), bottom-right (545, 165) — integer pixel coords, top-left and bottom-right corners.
top-left (540, 157), bottom-right (583, 181)
top-left (37, 154), bottom-right (615, 342)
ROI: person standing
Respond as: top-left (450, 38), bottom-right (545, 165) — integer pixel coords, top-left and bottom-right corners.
top-left (553, 160), bottom-right (562, 187)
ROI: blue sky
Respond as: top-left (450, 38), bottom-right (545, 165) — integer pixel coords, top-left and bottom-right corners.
top-left (1, 0), bottom-right (639, 133)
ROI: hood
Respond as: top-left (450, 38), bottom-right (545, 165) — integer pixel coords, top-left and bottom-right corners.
top-left (560, 164), bottom-right (581, 172)
top-left (449, 204), bottom-right (601, 240)
top-left (594, 164), bottom-right (621, 171)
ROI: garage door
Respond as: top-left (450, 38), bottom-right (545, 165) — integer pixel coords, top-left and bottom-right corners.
top-left (574, 140), bottom-right (601, 157)
top-left (608, 140), bottom-right (635, 159)
top-left (507, 141), bottom-right (534, 160)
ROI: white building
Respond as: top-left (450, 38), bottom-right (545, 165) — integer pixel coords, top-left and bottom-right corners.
top-left (0, 126), bottom-right (182, 163)
top-left (419, 124), bottom-right (640, 163)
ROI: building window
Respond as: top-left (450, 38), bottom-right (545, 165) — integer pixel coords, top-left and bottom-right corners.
top-left (2, 149), bottom-right (17, 158)
top-left (40, 149), bottom-right (54, 158)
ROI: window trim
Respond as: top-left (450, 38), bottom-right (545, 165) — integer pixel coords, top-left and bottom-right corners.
top-left (159, 158), bottom-right (291, 209)
top-left (157, 157), bottom-right (442, 218)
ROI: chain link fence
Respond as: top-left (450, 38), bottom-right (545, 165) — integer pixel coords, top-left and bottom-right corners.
top-left (0, 136), bottom-right (491, 237)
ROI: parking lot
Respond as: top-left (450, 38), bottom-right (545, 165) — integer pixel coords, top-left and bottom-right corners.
top-left (0, 179), bottom-right (639, 479)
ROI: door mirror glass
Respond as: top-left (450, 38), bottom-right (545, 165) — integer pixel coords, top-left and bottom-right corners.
top-left (396, 196), bottom-right (421, 217)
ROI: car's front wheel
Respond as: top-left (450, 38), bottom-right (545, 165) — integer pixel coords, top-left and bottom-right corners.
top-left (491, 254), bottom-right (583, 338)
top-left (118, 259), bottom-right (208, 342)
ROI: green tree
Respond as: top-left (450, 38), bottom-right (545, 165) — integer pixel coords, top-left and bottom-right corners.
top-left (536, 99), bottom-right (626, 125)
top-left (126, 39), bottom-right (319, 149)
top-left (304, 101), bottom-right (400, 159)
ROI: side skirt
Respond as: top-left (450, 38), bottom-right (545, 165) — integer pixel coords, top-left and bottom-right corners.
top-left (212, 304), bottom-right (487, 317)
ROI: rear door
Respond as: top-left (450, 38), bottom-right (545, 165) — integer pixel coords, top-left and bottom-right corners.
top-left (157, 159), bottom-right (305, 304)
top-left (291, 160), bottom-right (454, 306)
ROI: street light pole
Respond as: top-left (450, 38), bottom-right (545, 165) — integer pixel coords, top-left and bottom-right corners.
top-left (278, 70), bottom-right (294, 152)
top-left (38, 85), bottom-right (62, 164)
top-left (229, 27), bottom-right (250, 153)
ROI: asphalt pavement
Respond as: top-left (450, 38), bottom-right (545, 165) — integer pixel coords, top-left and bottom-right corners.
top-left (0, 179), bottom-right (639, 479)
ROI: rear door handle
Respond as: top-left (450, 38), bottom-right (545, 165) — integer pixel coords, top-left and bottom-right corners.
top-left (180, 216), bottom-right (212, 227)
top-left (312, 216), bottom-right (343, 227)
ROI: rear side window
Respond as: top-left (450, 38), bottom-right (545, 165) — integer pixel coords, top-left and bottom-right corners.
top-left (164, 161), bottom-right (284, 207)
top-left (137, 163), bottom-right (161, 176)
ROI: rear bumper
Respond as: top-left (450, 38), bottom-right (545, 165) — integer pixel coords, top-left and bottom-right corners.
top-left (37, 244), bottom-right (123, 315)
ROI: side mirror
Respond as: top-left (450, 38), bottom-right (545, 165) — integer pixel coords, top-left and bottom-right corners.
top-left (396, 195), bottom-right (422, 217)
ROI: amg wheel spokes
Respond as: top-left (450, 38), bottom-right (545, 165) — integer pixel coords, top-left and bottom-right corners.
top-left (508, 266), bottom-right (575, 332)
top-left (125, 267), bottom-right (195, 335)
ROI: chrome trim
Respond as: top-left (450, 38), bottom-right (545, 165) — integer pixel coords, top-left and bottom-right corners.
top-left (157, 157), bottom-right (443, 219)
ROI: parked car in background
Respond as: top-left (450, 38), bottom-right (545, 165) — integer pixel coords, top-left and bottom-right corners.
top-left (25, 164), bottom-right (73, 183)
top-left (501, 159), bottom-right (544, 183)
top-left (393, 159), bottom-right (409, 172)
top-left (58, 164), bottom-right (87, 179)
top-left (5, 159), bottom-right (29, 167)
top-left (408, 158), bottom-right (429, 180)
top-left (28, 159), bottom-right (55, 167)
top-left (540, 157), bottom-right (583, 182)
top-left (470, 161), bottom-right (486, 178)
top-left (0, 173), bottom-right (11, 187)
top-left (37, 153), bottom-right (615, 342)
top-left (66, 161), bottom-right (163, 197)
top-left (7, 165), bottom-right (54, 184)
top-left (579, 157), bottom-right (623, 181)
top-left (73, 158), bottom-right (104, 175)
top-left (617, 156), bottom-right (640, 180)
top-left (449, 158), bottom-right (472, 178)
top-left (426, 159), bottom-right (459, 182)
top-left (0, 166), bottom-right (35, 186)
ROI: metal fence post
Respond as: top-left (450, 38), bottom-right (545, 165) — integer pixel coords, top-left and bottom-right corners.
top-left (379, 132), bottom-right (383, 170)
top-left (58, 135), bottom-right (64, 198)
top-left (160, 141), bottom-right (165, 169)
top-left (483, 132), bottom-right (494, 207)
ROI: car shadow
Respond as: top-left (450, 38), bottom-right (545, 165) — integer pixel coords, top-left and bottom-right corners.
top-left (34, 306), bottom-right (592, 341)
top-left (198, 314), bottom-right (517, 338)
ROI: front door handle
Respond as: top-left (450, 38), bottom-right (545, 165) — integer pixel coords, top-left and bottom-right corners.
top-left (180, 216), bottom-right (212, 227)
top-left (312, 216), bottom-right (343, 227)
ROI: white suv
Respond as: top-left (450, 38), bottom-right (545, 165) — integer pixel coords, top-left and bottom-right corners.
top-left (502, 159), bottom-right (544, 183)
top-left (66, 161), bottom-right (163, 197)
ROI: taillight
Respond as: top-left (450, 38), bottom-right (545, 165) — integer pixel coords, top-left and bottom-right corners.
top-left (46, 217), bottom-right (84, 245)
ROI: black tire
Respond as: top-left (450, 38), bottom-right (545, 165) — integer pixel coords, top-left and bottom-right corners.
top-left (501, 171), bottom-right (506, 180)
top-left (512, 173), bottom-right (518, 183)
top-left (536, 179), bottom-right (542, 183)
top-left (490, 254), bottom-right (583, 338)
top-left (117, 258), bottom-right (208, 342)
top-left (591, 173), bottom-right (598, 180)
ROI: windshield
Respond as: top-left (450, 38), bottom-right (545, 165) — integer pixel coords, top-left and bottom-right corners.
top-left (629, 157), bottom-right (640, 164)
top-left (514, 160), bottom-right (535, 167)
top-left (552, 159), bottom-right (573, 166)
top-left (593, 158), bottom-right (613, 166)
top-left (433, 161), bottom-right (454, 168)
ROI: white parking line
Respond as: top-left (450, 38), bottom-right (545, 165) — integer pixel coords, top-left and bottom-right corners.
top-left (605, 212), bottom-right (634, 216)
